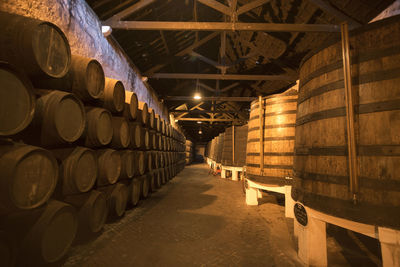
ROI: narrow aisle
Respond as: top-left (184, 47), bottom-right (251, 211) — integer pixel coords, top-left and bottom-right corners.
top-left (64, 164), bottom-right (301, 267)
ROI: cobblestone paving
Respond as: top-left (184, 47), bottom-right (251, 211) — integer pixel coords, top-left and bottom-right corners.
top-left (64, 164), bottom-right (302, 267)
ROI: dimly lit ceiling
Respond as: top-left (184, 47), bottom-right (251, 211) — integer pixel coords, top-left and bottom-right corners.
top-left (85, 0), bottom-right (394, 142)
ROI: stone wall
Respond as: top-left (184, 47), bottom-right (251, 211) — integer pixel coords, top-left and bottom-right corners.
top-left (0, 0), bottom-right (169, 120)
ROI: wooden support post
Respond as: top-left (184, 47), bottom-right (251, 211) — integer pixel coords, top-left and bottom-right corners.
top-left (259, 96), bottom-right (264, 176)
top-left (341, 22), bottom-right (358, 202)
top-left (232, 125), bottom-right (235, 165)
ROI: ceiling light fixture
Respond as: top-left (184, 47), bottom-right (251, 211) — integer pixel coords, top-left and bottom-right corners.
top-left (193, 93), bottom-right (201, 100)
top-left (197, 121), bottom-right (202, 124)
top-left (101, 25), bottom-right (112, 37)
top-left (198, 130), bottom-right (202, 134)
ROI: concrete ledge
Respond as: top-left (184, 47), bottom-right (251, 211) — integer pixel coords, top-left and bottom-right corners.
top-left (295, 204), bottom-right (400, 267)
top-left (221, 165), bottom-right (244, 181)
top-left (245, 179), bottom-right (294, 219)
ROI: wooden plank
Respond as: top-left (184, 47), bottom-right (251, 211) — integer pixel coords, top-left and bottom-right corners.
top-left (340, 22), bottom-right (358, 201)
top-left (149, 73), bottom-right (297, 80)
top-left (237, 0), bottom-right (271, 15)
top-left (197, 0), bottom-right (231, 15)
top-left (308, 0), bottom-right (362, 27)
top-left (104, 0), bottom-right (155, 22)
top-left (107, 21), bottom-right (341, 32)
top-left (165, 96), bottom-right (256, 101)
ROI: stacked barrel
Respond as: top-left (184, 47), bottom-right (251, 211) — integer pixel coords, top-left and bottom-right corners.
top-left (0, 12), bottom-right (186, 266)
top-left (185, 140), bottom-right (194, 165)
top-left (221, 125), bottom-right (248, 167)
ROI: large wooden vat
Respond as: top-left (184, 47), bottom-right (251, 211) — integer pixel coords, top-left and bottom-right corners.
top-left (216, 133), bottom-right (225, 164)
top-left (209, 137), bottom-right (217, 161)
top-left (293, 16), bottom-right (400, 229)
top-left (246, 89), bottom-right (298, 186)
top-left (0, 12), bottom-right (71, 79)
top-left (222, 125), bottom-right (248, 167)
top-left (0, 63), bottom-right (36, 136)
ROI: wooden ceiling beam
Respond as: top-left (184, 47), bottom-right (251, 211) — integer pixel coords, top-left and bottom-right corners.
top-left (145, 32), bottom-right (219, 75)
top-left (307, 0), bottom-right (362, 27)
top-left (107, 21), bottom-right (341, 32)
top-left (164, 96), bottom-right (256, 101)
top-left (104, 0), bottom-right (155, 22)
top-left (176, 118), bottom-right (243, 122)
top-left (171, 110), bottom-right (239, 114)
top-left (197, 0), bottom-right (231, 15)
top-left (149, 73), bottom-right (297, 81)
top-left (237, 0), bottom-right (271, 15)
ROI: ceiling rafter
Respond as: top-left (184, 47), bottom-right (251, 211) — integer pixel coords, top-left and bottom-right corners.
top-left (106, 21), bottom-right (341, 32)
top-left (149, 73), bottom-right (297, 81)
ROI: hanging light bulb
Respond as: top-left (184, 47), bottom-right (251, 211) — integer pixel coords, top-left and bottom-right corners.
top-left (193, 79), bottom-right (202, 100)
top-left (198, 130), bottom-right (202, 134)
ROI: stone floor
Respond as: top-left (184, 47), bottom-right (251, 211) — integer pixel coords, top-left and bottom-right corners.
top-left (63, 163), bottom-right (381, 267)
top-left (63, 164), bottom-right (302, 266)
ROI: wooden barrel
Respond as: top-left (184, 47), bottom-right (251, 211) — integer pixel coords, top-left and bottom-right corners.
top-left (5, 200), bottom-right (77, 264)
top-left (161, 119), bottom-right (166, 135)
top-left (0, 143), bottom-right (58, 214)
top-left (100, 78), bottom-right (125, 113)
top-left (0, 231), bottom-right (16, 267)
top-left (30, 90), bottom-right (86, 146)
top-left (139, 175), bottom-right (149, 199)
top-left (148, 107), bottom-right (155, 129)
top-left (64, 190), bottom-right (107, 234)
top-left (134, 150), bottom-right (145, 176)
top-left (293, 16), bottom-right (400, 229)
top-left (124, 91), bottom-right (138, 120)
top-left (110, 116), bottom-right (130, 149)
top-left (129, 122), bottom-right (142, 149)
top-left (52, 146), bottom-right (97, 195)
top-left (149, 130), bottom-right (157, 150)
top-left (119, 150), bottom-right (135, 179)
top-left (143, 127), bottom-right (150, 150)
top-left (0, 12), bottom-right (70, 79)
top-left (155, 114), bottom-right (161, 132)
top-left (83, 107), bottom-right (113, 147)
top-left (152, 151), bottom-right (159, 169)
top-left (96, 149), bottom-right (121, 186)
top-left (147, 172), bottom-right (156, 193)
top-left (130, 179), bottom-right (141, 206)
top-left (138, 101), bottom-right (149, 125)
top-left (145, 151), bottom-right (153, 172)
top-left (0, 63), bottom-right (36, 136)
top-left (246, 89), bottom-right (298, 186)
top-left (35, 55), bottom-right (105, 102)
top-left (99, 183), bottom-right (128, 219)
top-left (222, 125), bottom-right (248, 167)
top-left (154, 169), bottom-right (162, 188)
top-left (160, 168), bottom-right (166, 184)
